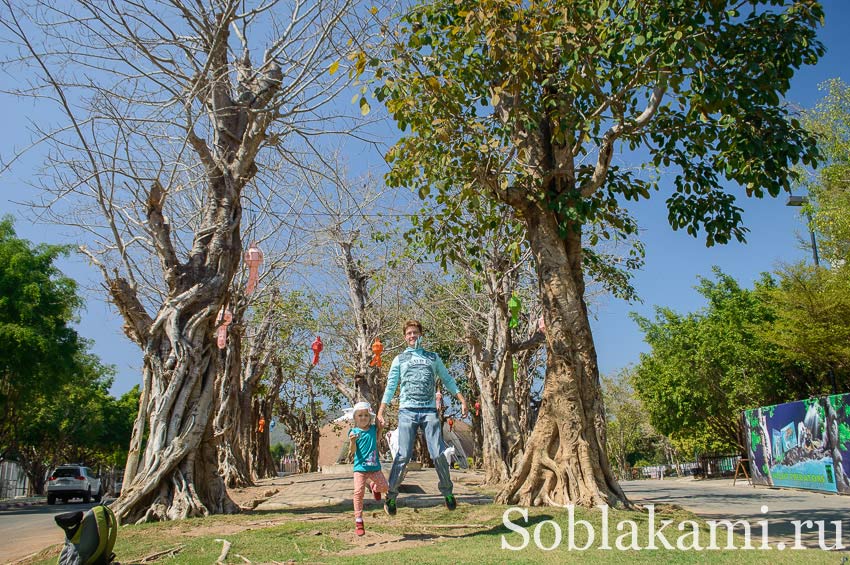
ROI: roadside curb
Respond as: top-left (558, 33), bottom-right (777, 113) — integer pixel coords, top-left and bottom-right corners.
top-left (0, 498), bottom-right (44, 511)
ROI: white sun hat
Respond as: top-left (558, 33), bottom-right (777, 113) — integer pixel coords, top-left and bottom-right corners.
top-left (334, 401), bottom-right (376, 422)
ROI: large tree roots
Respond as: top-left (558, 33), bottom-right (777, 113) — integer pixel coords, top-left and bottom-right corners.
top-left (495, 415), bottom-right (631, 509)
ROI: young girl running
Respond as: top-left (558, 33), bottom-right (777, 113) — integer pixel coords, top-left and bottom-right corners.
top-left (347, 401), bottom-right (388, 536)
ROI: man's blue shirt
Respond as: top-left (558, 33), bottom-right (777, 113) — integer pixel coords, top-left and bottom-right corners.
top-left (381, 345), bottom-right (459, 409)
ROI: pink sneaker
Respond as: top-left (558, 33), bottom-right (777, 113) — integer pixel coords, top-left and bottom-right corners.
top-left (355, 519), bottom-right (365, 536)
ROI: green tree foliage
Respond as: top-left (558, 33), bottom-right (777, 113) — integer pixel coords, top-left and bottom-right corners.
top-left (799, 79), bottom-right (850, 263)
top-left (757, 80), bottom-right (850, 393)
top-left (17, 359), bottom-right (138, 493)
top-left (602, 368), bottom-right (664, 477)
top-left (0, 217), bottom-right (84, 458)
top-left (632, 269), bottom-right (816, 454)
top-left (0, 218), bottom-right (136, 490)
top-left (756, 265), bottom-right (850, 389)
top-left (374, 0), bottom-right (823, 247)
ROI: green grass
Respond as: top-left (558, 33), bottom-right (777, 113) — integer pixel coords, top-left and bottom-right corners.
top-left (25, 502), bottom-right (845, 564)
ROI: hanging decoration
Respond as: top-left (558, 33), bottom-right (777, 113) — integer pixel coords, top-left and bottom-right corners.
top-left (447, 417), bottom-right (454, 432)
top-left (311, 336), bottom-right (323, 365)
top-left (474, 401), bottom-right (480, 417)
top-left (369, 338), bottom-right (383, 367)
top-left (508, 293), bottom-right (522, 328)
top-left (216, 308), bottom-right (233, 349)
top-left (436, 390), bottom-right (443, 411)
top-left (243, 241), bottom-right (264, 295)
top-left (258, 417), bottom-right (266, 434)
top-left (538, 314), bottom-right (546, 334)
top-left (269, 419), bottom-right (276, 429)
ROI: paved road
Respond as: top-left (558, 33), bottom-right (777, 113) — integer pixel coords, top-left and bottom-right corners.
top-left (621, 478), bottom-right (849, 550)
top-left (0, 500), bottom-right (100, 563)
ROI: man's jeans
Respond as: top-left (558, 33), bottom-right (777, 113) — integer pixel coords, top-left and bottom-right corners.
top-left (387, 408), bottom-right (453, 500)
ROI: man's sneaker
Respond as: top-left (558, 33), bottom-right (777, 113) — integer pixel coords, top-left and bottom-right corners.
top-left (384, 498), bottom-right (397, 516)
top-left (445, 494), bottom-right (457, 511)
top-left (373, 490), bottom-right (382, 501)
top-left (355, 519), bottom-right (365, 536)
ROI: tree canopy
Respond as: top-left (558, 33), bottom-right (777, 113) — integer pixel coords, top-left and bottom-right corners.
top-left (375, 0), bottom-right (824, 246)
top-left (0, 217), bottom-right (85, 457)
top-left (631, 268), bottom-right (842, 455)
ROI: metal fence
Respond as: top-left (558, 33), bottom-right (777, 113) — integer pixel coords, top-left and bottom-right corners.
top-left (0, 460), bottom-right (30, 499)
top-left (635, 457), bottom-right (739, 480)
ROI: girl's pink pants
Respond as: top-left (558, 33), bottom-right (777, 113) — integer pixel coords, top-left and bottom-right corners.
top-left (353, 470), bottom-right (389, 519)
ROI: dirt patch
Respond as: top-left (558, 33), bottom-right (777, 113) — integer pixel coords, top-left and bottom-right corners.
top-left (333, 530), bottom-right (448, 556)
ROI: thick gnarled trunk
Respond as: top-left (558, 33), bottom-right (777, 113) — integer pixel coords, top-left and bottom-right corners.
top-left (114, 311), bottom-right (241, 523)
top-left (292, 423), bottom-right (320, 473)
top-left (496, 208), bottom-right (628, 508)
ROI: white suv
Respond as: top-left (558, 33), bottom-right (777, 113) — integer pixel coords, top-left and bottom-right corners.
top-left (46, 465), bottom-right (103, 504)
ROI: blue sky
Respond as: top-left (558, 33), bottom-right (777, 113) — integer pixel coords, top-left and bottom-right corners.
top-left (1, 1), bottom-right (849, 395)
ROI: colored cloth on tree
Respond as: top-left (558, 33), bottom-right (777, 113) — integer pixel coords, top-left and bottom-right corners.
top-left (381, 346), bottom-right (459, 409)
top-left (349, 424), bottom-right (381, 472)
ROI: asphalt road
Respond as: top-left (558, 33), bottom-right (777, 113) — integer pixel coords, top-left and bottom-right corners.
top-left (2, 479), bottom-right (847, 561)
top-left (0, 500), bottom-right (101, 563)
top-left (621, 478), bottom-right (849, 550)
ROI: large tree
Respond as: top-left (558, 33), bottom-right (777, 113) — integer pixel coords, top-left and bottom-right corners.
top-left (0, 217), bottom-right (86, 461)
top-left (631, 270), bottom-right (809, 455)
top-left (373, 0), bottom-right (824, 507)
top-left (18, 357), bottom-right (137, 496)
top-left (1, 0), bottom-right (366, 522)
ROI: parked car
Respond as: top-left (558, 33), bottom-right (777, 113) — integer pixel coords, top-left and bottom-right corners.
top-left (46, 465), bottom-right (102, 504)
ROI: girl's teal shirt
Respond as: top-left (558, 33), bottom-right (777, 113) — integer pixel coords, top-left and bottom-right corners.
top-left (350, 424), bottom-right (380, 472)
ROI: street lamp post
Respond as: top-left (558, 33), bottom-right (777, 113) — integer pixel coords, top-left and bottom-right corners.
top-left (785, 195), bottom-right (820, 267)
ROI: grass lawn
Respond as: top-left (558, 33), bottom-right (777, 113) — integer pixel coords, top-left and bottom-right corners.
top-left (23, 501), bottom-right (845, 564)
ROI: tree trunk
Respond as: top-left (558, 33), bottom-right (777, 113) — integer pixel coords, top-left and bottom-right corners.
top-left (466, 276), bottom-right (532, 485)
top-left (293, 422), bottom-right (320, 473)
top-left (279, 368), bottom-right (321, 474)
top-left (112, 320), bottom-right (241, 523)
top-left (496, 208), bottom-right (628, 508)
top-left (17, 447), bottom-right (49, 496)
top-left (514, 348), bottom-right (535, 439)
top-left (215, 325), bottom-right (253, 488)
top-left (215, 299), bottom-right (278, 487)
top-left (470, 349), bottom-right (509, 483)
top-left (253, 397), bottom-right (278, 477)
top-left (335, 233), bottom-right (386, 409)
top-left (467, 368), bottom-right (483, 468)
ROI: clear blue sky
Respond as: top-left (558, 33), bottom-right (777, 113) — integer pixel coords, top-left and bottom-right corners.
top-left (1, 1), bottom-right (848, 395)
